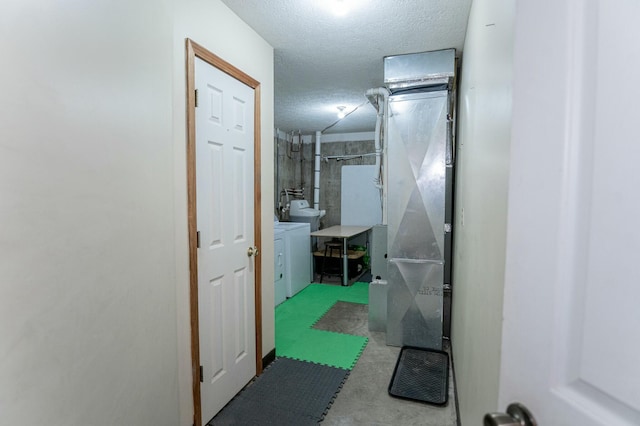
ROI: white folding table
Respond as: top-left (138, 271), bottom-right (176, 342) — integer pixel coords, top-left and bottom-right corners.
top-left (310, 225), bottom-right (372, 286)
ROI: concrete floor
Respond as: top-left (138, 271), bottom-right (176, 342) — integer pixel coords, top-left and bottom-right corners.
top-left (313, 300), bottom-right (458, 426)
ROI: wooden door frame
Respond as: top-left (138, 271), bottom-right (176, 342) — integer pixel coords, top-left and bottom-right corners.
top-left (185, 38), bottom-right (263, 426)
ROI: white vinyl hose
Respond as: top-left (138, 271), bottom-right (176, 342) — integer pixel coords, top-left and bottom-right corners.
top-left (373, 105), bottom-right (383, 189)
top-left (365, 87), bottom-right (389, 189)
top-left (365, 87), bottom-right (389, 221)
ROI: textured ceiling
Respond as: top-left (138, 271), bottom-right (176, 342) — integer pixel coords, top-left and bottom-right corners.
top-left (221, 0), bottom-right (472, 134)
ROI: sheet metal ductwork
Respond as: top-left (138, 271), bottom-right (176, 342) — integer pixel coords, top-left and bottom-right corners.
top-left (384, 49), bottom-right (455, 349)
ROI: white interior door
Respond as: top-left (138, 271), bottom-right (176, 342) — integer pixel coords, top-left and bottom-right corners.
top-left (195, 57), bottom-right (256, 424)
top-left (500, 0), bottom-right (640, 425)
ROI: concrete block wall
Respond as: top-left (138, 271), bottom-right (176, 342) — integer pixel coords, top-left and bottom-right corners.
top-left (319, 139), bottom-right (375, 228)
top-left (274, 134), bottom-right (313, 219)
top-left (274, 135), bottom-right (374, 227)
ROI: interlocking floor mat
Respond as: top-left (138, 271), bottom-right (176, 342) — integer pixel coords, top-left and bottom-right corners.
top-left (210, 357), bottom-right (349, 426)
top-left (275, 283), bottom-right (369, 369)
top-left (388, 346), bottom-right (450, 406)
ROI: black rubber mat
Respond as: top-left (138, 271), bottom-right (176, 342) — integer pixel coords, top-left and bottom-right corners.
top-left (210, 357), bottom-right (349, 425)
top-left (388, 346), bottom-right (449, 406)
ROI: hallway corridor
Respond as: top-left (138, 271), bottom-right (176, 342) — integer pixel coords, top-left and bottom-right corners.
top-left (211, 283), bottom-right (457, 425)
top-left (316, 299), bottom-right (457, 425)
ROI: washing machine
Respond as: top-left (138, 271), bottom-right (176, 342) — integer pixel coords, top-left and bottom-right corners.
top-left (274, 220), bottom-right (312, 298)
top-left (274, 227), bottom-right (287, 306)
top-left (288, 199), bottom-right (325, 232)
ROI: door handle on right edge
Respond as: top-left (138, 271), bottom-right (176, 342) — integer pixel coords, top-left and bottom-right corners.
top-left (484, 402), bottom-right (536, 426)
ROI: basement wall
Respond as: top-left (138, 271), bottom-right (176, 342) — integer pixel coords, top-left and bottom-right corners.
top-left (274, 133), bottom-right (375, 228)
top-left (0, 1), bottom-right (179, 424)
top-left (275, 133), bottom-right (314, 217)
top-left (0, 1), bottom-right (274, 425)
top-left (173, 1), bottom-right (275, 424)
top-left (451, 0), bottom-right (515, 424)
top-left (320, 139), bottom-right (375, 228)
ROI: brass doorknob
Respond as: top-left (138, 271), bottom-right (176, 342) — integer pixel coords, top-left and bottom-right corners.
top-left (247, 246), bottom-right (259, 257)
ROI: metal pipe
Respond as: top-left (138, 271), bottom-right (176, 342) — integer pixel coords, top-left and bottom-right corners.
top-left (382, 95), bottom-right (389, 225)
top-left (275, 129), bottom-right (280, 217)
top-left (322, 152), bottom-right (377, 161)
top-left (314, 130), bottom-right (321, 210)
top-left (298, 130), bottom-right (304, 189)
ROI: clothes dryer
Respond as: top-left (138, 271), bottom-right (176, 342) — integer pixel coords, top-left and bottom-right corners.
top-left (274, 227), bottom-right (287, 306)
top-left (274, 221), bottom-right (312, 298)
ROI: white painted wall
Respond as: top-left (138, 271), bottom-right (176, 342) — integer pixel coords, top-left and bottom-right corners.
top-left (172, 1), bottom-right (275, 424)
top-left (0, 1), bottom-right (179, 425)
top-left (0, 1), bottom-right (274, 425)
top-left (451, 0), bottom-right (515, 424)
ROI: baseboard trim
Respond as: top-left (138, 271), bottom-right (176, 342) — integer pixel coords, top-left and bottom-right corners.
top-left (262, 348), bottom-right (276, 368)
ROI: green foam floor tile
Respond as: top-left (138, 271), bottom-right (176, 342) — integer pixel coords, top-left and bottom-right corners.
top-left (275, 282), bottom-right (371, 370)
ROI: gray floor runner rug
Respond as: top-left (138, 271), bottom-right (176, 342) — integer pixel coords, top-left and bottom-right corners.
top-left (209, 357), bottom-right (349, 426)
